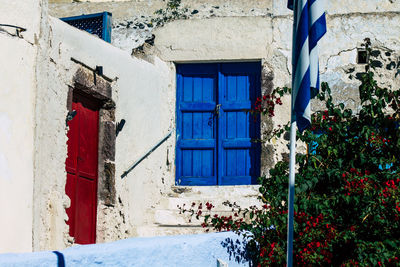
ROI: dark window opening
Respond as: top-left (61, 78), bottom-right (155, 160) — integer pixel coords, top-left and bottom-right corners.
top-left (357, 49), bottom-right (368, 64)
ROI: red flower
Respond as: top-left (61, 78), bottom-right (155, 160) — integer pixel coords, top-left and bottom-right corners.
top-left (329, 127), bottom-right (333, 131)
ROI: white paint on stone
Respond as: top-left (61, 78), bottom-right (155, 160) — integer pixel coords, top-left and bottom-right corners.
top-left (30, 15), bottom-right (175, 249)
top-left (153, 17), bottom-right (272, 62)
top-left (0, 232), bottom-right (248, 267)
top-left (2, 0), bottom-right (400, 253)
top-left (0, 0), bottom-right (44, 253)
top-left (0, 113), bottom-right (12, 143)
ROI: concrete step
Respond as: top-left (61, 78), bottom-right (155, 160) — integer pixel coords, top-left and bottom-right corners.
top-left (159, 197), bottom-right (260, 211)
top-left (158, 185), bottom-right (262, 211)
top-left (135, 225), bottom-right (208, 237)
top-left (151, 185), bottom-right (263, 232)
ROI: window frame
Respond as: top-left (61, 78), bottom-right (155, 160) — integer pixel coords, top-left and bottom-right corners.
top-left (61, 12), bottom-right (112, 43)
top-left (175, 62), bottom-right (261, 186)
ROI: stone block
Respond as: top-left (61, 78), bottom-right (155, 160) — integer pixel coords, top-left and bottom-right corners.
top-left (99, 162), bottom-right (116, 206)
top-left (101, 121), bottom-right (116, 162)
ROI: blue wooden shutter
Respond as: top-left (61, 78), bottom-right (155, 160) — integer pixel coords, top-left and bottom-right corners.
top-left (176, 64), bottom-right (218, 185)
top-left (176, 63), bottom-right (260, 186)
top-left (218, 62), bottom-right (261, 185)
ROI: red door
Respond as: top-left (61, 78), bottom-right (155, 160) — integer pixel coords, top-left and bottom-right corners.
top-left (65, 93), bottom-right (99, 244)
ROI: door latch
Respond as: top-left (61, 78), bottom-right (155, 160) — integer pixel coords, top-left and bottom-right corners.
top-left (214, 104), bottom-right (221, 118)
top-left (66, 110), bottom-right (77, 126)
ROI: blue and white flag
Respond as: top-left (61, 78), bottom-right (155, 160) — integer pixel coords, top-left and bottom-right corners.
top-left (288, 0), bottom-right (327, 132)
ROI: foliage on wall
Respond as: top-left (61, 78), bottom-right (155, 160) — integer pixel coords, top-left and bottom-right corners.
top-left (151, 0), bottom-right (191, 27)
top-left (130, 0), bottom-right (192, 55)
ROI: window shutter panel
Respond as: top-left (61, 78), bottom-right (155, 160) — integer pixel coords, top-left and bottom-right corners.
top-left (219, 63), bottom-right (261, 185)
top-left (176, 64), bottom-right (218, 185)
top-left (176, 63), bottom-right (260, 186)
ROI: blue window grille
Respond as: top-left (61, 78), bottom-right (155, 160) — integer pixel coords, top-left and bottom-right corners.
top-left (175, 62), bottom-right (261, 186)
top-left (61, 12), bottom-right (112, 43)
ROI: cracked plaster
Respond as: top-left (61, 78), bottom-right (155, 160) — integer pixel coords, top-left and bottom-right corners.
top-left (47, 0), bottom-right (400, 239)
top-left (2, 0), bottom-right (400, 253)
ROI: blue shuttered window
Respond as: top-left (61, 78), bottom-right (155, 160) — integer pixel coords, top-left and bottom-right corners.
top-left (61, 12), bottom-right (112, 43)
top-left (176, 63), bottom-right (261, 186)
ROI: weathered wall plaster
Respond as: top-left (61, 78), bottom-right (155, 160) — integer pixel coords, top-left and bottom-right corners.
top-left (2, 0), bottom-right (400, 253)
top-left (0, 0), bottom-right (44, 253)
top-left (153, 17), bottom-right (272, 62)
top-left (47, 0), bottom-right (400, 239)
top-left (31, 14), bottom-right (174, 250)
top-left (0, 232), bottom-right (248, 267)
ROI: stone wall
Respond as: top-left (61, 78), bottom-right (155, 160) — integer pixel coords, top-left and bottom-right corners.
top-left (31, 15), bottom-right (174, 250)
top-left (48, 0), bottom-right (400, 151)
top-left (1, 0), bottom-right (177, 251)
top-left (46, 0), bottom-right (400, 244)
top-left (2, 0), bottom-right (400, 252)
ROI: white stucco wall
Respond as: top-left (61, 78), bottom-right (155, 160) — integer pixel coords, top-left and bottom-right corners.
top-left (2, 0), bottom-right (400, 253)
top-left (31, 14), bottom-right (174, 250)
top-left (1, 0), bottom-right (177, 251)
top-left (34, 12), bottom-right (263, 244)
top-left (46, 0), bottom-right (400, 240)
top-left (0, 0), bottom-right (44, 253)
top-left (48, 0), bottom-right (400, 115)
top-left (0, 232), bottom-right (248, 267)
top-left (153, 17), bottom-right (272, 62)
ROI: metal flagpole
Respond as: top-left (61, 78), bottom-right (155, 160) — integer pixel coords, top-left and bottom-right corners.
top-left (286, 118), bottom-right (297, 266)
top-left (286, 0), bottom-right (326, 263)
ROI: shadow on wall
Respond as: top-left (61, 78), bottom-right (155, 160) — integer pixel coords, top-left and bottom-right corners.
top-left (222, 237), bottom-right (258, 266)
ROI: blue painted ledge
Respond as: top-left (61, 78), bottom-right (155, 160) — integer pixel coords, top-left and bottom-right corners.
top-left (0, 232), bottom-right (249, 267)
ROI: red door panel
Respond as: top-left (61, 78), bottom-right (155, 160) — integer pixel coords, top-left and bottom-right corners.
top-left (65, 93), bottom-right (99, 244)
top-left (77, 101), bottom-right (99, 179)
top-left (74, 177), bottom-right (96, 244)
top-left (65, 173), bottom-right (77, 236)
top-left (65, 102), bottom-right (79, 174)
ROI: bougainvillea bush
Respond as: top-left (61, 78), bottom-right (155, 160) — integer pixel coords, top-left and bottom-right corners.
top-left (181, 42), bottom-right (400, 266)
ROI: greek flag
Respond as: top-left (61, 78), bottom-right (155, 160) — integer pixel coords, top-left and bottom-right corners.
top-left (288, 0), bottom-right (327, 132)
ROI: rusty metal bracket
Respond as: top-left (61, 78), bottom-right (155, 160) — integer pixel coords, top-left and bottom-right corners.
top-left (121, 131), bottom-right (172, 178)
